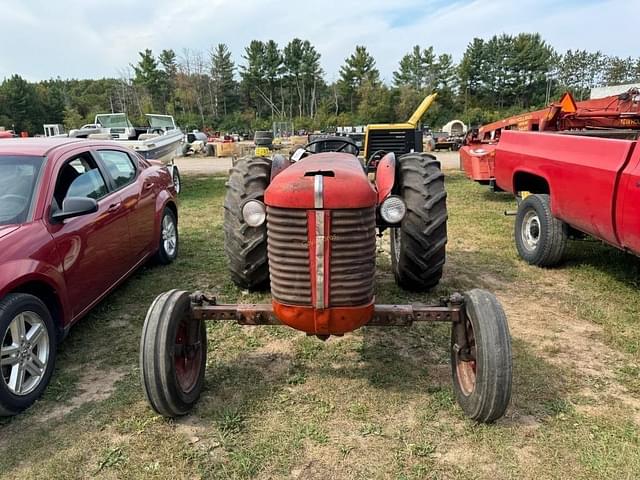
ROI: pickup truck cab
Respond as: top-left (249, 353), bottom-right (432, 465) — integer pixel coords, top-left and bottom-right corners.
top-left (494, 130), bottom-right (640, 266)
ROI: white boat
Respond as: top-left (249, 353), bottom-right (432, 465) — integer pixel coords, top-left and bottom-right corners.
top-left (70, 114), bottom-right (183, 165)
top-left (69, 113), bottom-right (184, 192)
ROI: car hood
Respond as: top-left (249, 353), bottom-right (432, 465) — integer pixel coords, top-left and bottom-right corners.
top-left (0, 225), bottom-right (20, 239)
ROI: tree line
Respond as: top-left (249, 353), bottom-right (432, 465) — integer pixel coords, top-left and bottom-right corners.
top-left (1, 33), bottom-right (639, 135)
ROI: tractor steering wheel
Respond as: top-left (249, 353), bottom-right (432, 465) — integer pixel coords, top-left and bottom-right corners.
top-left (303, 138), bottom-right (360, 157)
top-left (366, 150), bottom-right (388, 172)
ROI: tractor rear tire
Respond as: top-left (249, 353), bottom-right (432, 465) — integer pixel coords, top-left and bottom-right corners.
top-left (391, 153), bottom-right (447, 291)
top-left (224, 156), bottom-right (271, 290)
top-left (140, 290), bottom-right (207, 417)
top-left (514, 194), bottom-right (568, 267)
top-left (451, 289), bottom-right (512, 423)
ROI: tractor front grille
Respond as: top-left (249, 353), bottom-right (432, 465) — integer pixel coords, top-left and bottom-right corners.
top-left (267, 207), bottom-right (311, 305)
top-left (266, 206), bottom-right (376, 307)
top-left (330, 208), bottom-right (376, 306)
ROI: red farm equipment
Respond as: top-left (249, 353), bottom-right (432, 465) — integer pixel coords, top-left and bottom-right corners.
top-left (460, 89), bottom-right (640, 188)
top-left (139, 97), bottom-right (513, 423)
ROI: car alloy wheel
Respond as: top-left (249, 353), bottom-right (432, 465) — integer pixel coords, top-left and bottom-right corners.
top-left (1, 311), bottom-right (50, 396)
top-left (162, 214), bottom-right (177, 258)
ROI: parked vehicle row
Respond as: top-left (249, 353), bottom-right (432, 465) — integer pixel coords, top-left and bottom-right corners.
top-left (0, 138), bottom-right (179, 414)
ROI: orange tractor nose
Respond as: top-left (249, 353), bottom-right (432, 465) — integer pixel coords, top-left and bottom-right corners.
top-left (272, 301), bottom-right (375, 335)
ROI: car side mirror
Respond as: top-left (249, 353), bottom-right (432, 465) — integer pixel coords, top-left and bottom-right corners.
top-left (52, 197), bottom-right (98, 222)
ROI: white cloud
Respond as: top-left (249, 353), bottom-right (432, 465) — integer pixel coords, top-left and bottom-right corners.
top-left (0, 0), bottom-right (637, 82)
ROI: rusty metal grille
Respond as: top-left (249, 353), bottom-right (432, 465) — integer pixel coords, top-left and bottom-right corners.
top-left (267, 207), bottom-right (311, 305)
top-left (329, 207), bottom-right (376, 306)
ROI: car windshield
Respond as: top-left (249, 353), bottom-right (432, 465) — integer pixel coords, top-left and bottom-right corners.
top-left (0, 155), bottom-right (44, 226)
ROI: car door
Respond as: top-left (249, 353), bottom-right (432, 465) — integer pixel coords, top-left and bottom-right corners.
top-left (47, 150), bottom-right (131, 319)
top-left (95, 149), bottom-right (156, 261)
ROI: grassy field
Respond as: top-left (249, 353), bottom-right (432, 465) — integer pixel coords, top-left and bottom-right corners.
top-left (1, 171), bottom-right (639, 479)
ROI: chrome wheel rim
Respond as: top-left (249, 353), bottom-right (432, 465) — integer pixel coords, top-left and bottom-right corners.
top-left (521, 210), bottom-right (540, 251)
top-left (173, 170), bottom-right (181, 193)
top-left (162, 215), bottom-right (177, 257)
top-left (1, 312), bottom-right (49, 396)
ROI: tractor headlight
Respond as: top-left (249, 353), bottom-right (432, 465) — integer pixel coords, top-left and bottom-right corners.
top-left (380, 195), bottom-right (406, 224)
top-left (242, 200), bottom-right (266, 227)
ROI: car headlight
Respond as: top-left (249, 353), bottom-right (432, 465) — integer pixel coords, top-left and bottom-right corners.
top-left (242, 200), bottom-right (266, 227)
top-left (380, 195), bottom-right (406, 224)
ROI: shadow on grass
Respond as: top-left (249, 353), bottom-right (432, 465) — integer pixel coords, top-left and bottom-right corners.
top-left (195, 318), bottom-right (571, 427)
top-left (563, 238), bottom-right (640, 288)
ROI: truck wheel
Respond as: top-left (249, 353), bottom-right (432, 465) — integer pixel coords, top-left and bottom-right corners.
top-left (140, 290), bottom-right (206, 417)
top-left (391, 153), bottom-right (447, 291)
top-left (515, 194), bottom-right (567, 267)
top-left (451, 289), bottom-right (512, 423)
top-left (0, 293), bottom-right (57, 416)
top-left (224, 156), bottom-right (271, 290)
top-left (155, 207), bottom-right (178, 265)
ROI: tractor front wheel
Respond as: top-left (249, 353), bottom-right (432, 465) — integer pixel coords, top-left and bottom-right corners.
top-left (140, 290), bottom-right (207, 417)
top-left (391, 153), bottom-right (447, 290)
top-left (451, 289), bottom-right (512, 423)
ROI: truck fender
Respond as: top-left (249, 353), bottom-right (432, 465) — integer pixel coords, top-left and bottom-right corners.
top-left (375, 152), bottom-right (396, 203)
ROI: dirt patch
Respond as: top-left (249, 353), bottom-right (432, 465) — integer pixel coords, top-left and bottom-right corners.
top-left (437, 444), bottom-right (499, 476)
top-left (175, 156), bottom-right (232, 175)
top-left (497, 275), bottom-right (640, 422)
top-left (38, 367), bottom-right (127, 423)
top-left (246, 338), bottom-right (294, 379)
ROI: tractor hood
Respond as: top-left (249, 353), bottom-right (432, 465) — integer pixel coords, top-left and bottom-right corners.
top-left (265, 153), bottom-right (376, 209)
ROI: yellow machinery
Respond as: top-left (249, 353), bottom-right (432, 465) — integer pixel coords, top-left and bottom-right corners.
top-left (363, 93), bottom-right (437, 159)
top-left (254, 146), bottom-right (271, 157)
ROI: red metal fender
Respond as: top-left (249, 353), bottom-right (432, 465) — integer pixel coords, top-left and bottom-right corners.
top-left (265, 153), bottom-right (376, 209)
top-left (375, 152), bottom-right (396, 203)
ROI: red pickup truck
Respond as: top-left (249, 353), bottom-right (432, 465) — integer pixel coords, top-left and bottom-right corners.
top-left (494, 130), bottom-right (640, 266)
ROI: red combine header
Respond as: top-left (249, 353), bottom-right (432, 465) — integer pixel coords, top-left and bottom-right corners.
top-left (460, 88), bottom-right (640, 187)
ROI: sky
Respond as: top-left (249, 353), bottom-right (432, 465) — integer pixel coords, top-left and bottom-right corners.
top-left (0, 0), bottom-right (637, 83)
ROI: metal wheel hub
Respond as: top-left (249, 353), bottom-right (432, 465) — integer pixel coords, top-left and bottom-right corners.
top-left (1, 312), bottom-right (49, 396)
top-left (162, 215), bottom-right (177, 257)
top-left (521, 210), bottom-right (541, 251)
top-left (454, 317), bottom-right (477, 396)
top-left (175, 319), bottom-right (202, 393)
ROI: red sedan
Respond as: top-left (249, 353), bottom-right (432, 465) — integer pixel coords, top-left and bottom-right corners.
top-left (0, 138), bottom-right (179, 415)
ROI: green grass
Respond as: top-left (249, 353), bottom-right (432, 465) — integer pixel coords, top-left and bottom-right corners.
top-left (0, 171), bottom-right (639, 479)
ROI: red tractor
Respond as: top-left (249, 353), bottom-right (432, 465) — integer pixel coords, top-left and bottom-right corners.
top-left (139, 135), bottom-right (513, 423)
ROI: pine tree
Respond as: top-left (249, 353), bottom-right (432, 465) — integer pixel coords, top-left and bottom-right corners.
top-left (338, 46), bottom-right (380, 113)
top-left (132, 49), bottom-right (163, 111)
top-left (240, 40), bottom-right (267, 116)
top-left (210, 43), bottom-right (237, 117)
top-left (159, 49), bottom-right (178, 112)
top-left (393, 45), bottom-right (436, 90)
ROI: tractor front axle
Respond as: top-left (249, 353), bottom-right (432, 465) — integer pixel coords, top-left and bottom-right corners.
top-left (188, 292), bottom-right (464, 327)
